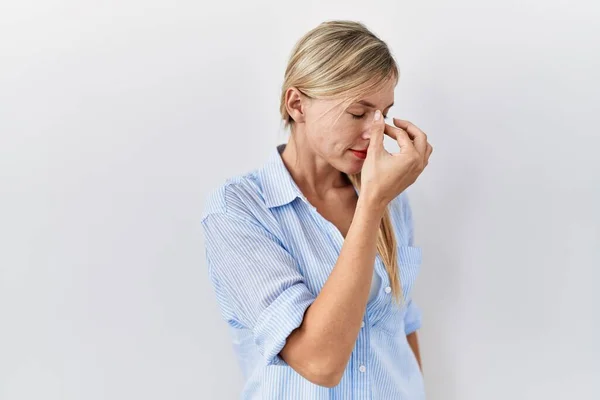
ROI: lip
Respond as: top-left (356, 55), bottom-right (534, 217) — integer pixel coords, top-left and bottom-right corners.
top-left (350, 149), bottom-right (367, 159)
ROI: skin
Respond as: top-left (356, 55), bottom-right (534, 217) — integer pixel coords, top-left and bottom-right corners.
top-left (278, 76), bottom-right (430, 387)
top-left (281, 78), bottom-right (396, 196)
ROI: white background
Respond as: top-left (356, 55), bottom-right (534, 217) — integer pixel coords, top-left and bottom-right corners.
top-left (1, 1), bottom-right (598, 399)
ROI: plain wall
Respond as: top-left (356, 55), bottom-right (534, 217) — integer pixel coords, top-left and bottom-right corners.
top-left (1, 1), bottom-right (598, 399)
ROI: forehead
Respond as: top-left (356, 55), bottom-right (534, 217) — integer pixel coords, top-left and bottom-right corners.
top-left (352, 78), bottom-right (396, 106)
top-left (311, 84), bottom-right (395, 111)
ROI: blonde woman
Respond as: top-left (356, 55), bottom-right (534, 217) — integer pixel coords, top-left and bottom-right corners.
top-left (201, 20), bottom-right (433, 399)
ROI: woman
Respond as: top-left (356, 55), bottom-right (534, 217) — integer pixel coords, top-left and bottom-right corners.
top-left (201, 20), bottom-right (433, 399)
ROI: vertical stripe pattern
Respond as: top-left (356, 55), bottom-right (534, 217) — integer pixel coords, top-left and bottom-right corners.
top-left (201, 144), bottom-right (425, 399)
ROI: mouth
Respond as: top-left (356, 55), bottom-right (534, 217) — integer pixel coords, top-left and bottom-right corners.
top-left (350, 149), bottom-right (367, 159)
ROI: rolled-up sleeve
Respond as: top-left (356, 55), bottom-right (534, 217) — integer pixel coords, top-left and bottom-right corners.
top-left (201, 211), bottom-right (316, 366)
top-left (403, 298), bottom-right (422, 335)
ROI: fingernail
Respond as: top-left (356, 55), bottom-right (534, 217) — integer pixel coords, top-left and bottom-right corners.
top-left (374, 110), bottom-right (381, 121)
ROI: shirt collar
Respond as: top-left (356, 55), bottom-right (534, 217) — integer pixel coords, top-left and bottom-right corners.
top-left (258, 143), bottom-right (306, 208)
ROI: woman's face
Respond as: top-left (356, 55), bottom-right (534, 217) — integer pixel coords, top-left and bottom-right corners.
top-left (302, 78), bottom-right (396, 175)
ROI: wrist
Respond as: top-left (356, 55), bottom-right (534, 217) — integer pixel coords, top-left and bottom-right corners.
top-left (356, 194), bottom-right (387, 220)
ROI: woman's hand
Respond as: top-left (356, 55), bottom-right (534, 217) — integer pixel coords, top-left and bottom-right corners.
top-left (359, 110), bottom-right (433, 210)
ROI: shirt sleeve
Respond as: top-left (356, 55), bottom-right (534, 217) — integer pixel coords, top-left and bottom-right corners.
top-left (403, 191), bottom-right (415, 247)
top-left (401, 192), bottom-right (423, 335)
top-left (201, 211), bottom-right (316, 366)
top-left (403, 298), bottom-right (422, 335)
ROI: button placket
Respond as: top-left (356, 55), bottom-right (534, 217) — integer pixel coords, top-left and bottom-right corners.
top-left (353, 314), bottom-right (371, 397)
top-left (366, 257), bottom-right (392, 327)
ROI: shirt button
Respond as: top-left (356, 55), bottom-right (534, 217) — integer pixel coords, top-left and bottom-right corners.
top-left (361, 320), bottom-right (365, 328)
top-left (359, 365), bottom-right (366, 373)
top-left (384, 286), bottom-right (392, 294)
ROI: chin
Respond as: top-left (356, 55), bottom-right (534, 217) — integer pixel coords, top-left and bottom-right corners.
top-left (332, 152), bottom-right (364, 175)
top-left (344, 161), bottom-right (364, 175)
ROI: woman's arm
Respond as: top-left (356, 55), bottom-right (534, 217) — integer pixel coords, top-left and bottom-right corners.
top-left (280, 195), bottom-right (386, 387)
top-left (407, 330), bottom-right (422, 372)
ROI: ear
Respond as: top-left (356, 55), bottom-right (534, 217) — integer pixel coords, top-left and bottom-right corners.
top-left (285, 87), bottom-right (309, 124)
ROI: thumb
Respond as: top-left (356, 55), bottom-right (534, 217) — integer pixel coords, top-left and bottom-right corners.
top-left (367, 110), bottom-right (385, 155)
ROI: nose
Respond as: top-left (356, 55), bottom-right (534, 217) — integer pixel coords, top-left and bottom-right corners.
top-left (361, 131), bottom-right (371, 140)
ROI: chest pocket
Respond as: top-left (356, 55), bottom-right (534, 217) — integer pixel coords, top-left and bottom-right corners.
top-left (374, 245), bottom-right (422, 336)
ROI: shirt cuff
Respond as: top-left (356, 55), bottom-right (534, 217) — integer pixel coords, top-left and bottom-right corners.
top-left (253, 283), bottom-right (316, 366)
top-left (403, 299), bottom-right (422, 335)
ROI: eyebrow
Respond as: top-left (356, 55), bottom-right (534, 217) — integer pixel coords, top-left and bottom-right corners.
top-left (355, 100), bottom-right (394, 109)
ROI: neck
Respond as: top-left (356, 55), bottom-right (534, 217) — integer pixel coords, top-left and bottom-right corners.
top-left (280, 132), bottom-right (350, 201)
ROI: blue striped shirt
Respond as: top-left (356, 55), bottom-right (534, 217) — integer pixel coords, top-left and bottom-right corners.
top-left (201, 144), bottom-right (425, 399)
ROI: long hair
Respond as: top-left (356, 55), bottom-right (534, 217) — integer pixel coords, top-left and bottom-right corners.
top-left (278, 20), bottom-right (404, 305)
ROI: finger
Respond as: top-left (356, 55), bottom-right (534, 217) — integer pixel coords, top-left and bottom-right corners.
top-left (367, 110), bottom-right (386, 155)
top-left (424, 143), bottom-right (433, 167)
top-left (426, 143), bottom-right (433, 160)
top-left (393, 118), bottom-right (427, 158)
top-left (383, 123), bottom-right (413, 145)
top-left (385, 121), bottom-right (414, 153)
top-left (381, 122), bottom-right (397, 140)
top-left (392, 118), bottom-right (425, 139)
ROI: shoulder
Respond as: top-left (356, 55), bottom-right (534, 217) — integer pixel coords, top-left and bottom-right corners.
top-left (201, 169), bottom-right (269, 224)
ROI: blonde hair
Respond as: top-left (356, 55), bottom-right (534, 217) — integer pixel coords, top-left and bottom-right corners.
top-left (278, 20), bottom-right (404, 305)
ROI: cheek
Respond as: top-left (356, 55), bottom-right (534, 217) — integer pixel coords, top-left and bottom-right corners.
top-left (305, 126), bottom-right (335, 154)
top-left (309, 119), bottom-right (363, 150)
top-left (308, 127), bottom-right (330, 145)
top-left (346, 123), bottom-right (369, 142)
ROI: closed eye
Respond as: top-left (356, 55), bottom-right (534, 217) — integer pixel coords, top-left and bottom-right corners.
top-left (350, 113), bottom-right (389, 120)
